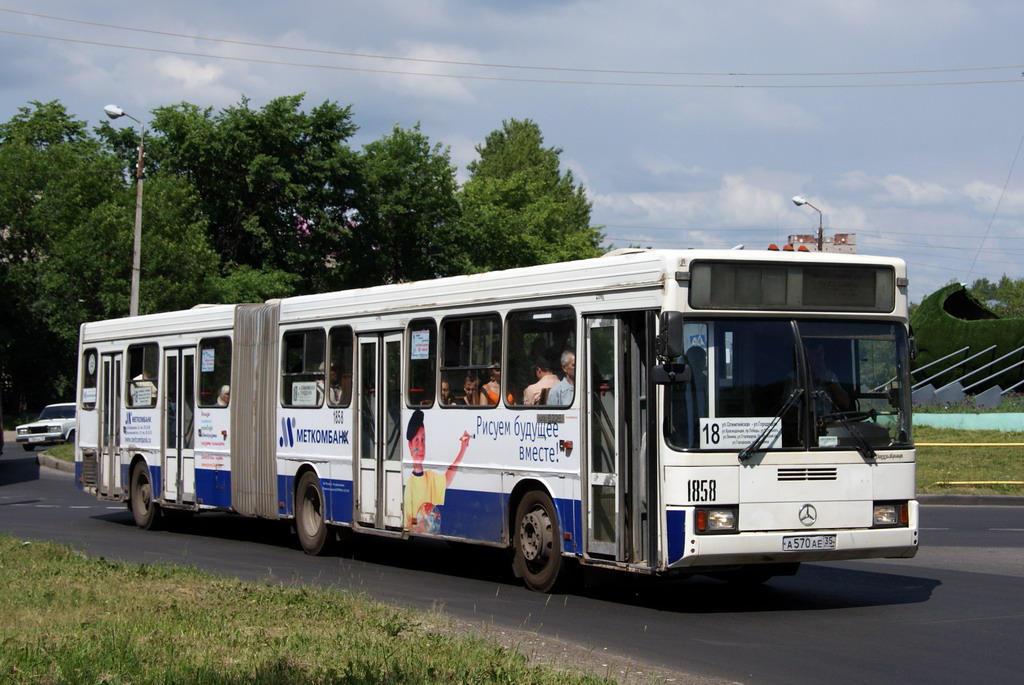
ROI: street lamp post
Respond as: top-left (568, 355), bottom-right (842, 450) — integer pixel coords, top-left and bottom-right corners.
top-left (104, 104), bottom-right (145, 317)
top-left (791, 195), bottom-right (824, 252)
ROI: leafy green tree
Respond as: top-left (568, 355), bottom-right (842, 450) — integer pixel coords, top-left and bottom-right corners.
top-left (344, 124), bottom-right (461, 287)
top-left (0, 101), bottom-right (124, 408)
top-left (104, 94), bottom-right (361, 295)
top-left (969, 276), bottom-right (1024, 319)
top-left (38, 175), bottom-right (227, 326)
top-left (457, 119), bottom-right (603, 272)
top-left (0, 102), bottom-right (235, 410)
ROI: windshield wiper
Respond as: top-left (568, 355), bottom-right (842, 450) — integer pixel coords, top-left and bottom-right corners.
top-left (816, 392), bottom-right (877, 460)
top-left (739, 388), bottom-right (803, 462)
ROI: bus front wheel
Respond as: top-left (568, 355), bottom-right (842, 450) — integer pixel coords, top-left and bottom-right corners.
top-left (513, 490), bottom-right (567, 593)
top-left (295, 471), bottom-right (334, 556)
top-left (129, 461), bottom-right (161, 530)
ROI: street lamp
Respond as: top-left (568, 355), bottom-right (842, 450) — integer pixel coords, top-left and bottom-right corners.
top-left (104, 104), bottom-right (145, 317)
top-left (792, 195), bottom-right (824, 252)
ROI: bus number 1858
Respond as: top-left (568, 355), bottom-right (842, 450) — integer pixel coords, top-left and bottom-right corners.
top-left (688, 479), bottom-right (717, 503)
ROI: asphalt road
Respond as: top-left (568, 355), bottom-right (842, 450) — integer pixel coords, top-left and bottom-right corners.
top-left (2, 444), bottom-right (1023, 685)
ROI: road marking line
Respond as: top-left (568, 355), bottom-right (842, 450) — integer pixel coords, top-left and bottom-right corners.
top-left (917, 442), bottom-right (1024, 446)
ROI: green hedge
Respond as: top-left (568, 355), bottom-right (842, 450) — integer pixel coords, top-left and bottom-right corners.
top-left (910, 283), bottom-right (1024, 389)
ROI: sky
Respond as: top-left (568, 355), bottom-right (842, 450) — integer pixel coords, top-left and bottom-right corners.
top-left (2, 1), bottom-right (1024, 304)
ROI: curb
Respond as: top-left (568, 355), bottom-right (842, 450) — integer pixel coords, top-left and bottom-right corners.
top-left (36, 452), bottom-right (75, 474)
top-left (917, 494), bottom-right (1024, 506)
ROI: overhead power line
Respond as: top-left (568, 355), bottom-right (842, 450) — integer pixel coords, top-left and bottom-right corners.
top-left (965, 128), bottom-right (1024, 283)
top-left (3, 7), bottom-right (1024, 79)
top-left (2, 8), bottom-right (1024, 88)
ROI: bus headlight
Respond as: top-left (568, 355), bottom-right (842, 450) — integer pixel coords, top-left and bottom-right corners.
top-left (872, 502), bottom-right (907, 527)
top-left (696, 507), bottom-right (738, 534)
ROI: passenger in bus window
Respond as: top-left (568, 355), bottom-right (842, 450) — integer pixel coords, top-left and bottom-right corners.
top-left (403, 409), bottom-right (471, 533)
top-left (440, 380), bottom-right (453, 405)
top-left (523, 357), bottom-right (558, 405)
top-left (480, 364), bottom-right (501, 405)
top-left (216, 385), bottom-right (230, 407)
top-left (546, 351), bottom-right (576, 406)
top-left (328, 368), bottom-right (352, 406)
top-left (685, 346), bottom-right (708, 415)
top-left (457, 373), bottom-right (481, 406)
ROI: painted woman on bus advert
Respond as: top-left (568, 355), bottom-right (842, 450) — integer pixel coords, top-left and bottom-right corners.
top-left (403, 409), bottom-right (471, 533)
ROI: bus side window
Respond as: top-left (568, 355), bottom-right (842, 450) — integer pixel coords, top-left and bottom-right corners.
top-left (81, 348), bottom-right (98, 409)
top-left (126, 343), bottom-right (159, 408)
top-left (328, 326), bottom-right (354, 408)
top-left (506, 307), bottom-right (575, 407)
top-left (439, 314), bottom-right (500, 408)
top-left (407, 319), bottom-right (437, 407)
top-left (198, 337), bottom-right (232, 407)
top-left (281, 329), bottom-right (326, 408)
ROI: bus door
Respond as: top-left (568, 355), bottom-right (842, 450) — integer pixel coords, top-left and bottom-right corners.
top-left (354, 332), bottom-right (404, 530)
top-left (97, 353), bottom-right (123, 498)
top-left (584, 313), bottom-right (654, 565)
top-left (162, 348), bottom-right (196, 503)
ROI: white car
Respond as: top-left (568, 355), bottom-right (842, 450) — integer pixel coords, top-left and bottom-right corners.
top-left (15, 403), bottom-right (76, 451)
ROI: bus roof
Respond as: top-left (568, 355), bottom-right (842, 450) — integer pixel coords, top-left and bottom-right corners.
top-left (79, 248), bottom-right (908, 338)
top-left (279, 248), bottom-right (907, 323)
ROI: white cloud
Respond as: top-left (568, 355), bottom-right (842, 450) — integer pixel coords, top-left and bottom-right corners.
top-left (154, 57), bottom-right (225, 90)
top-left (632, 151), bottom-right (705, 180)
top-left (445, 132), bottom-right (479, 182)
top-left (668, 89), bottom-right (819, 132)
top-left (716, 175), bottom-right (790, 226)
top-left (963, 180), bottom-right (1024, 214)
top-left (836, 171), bottom-right (956, 206)
top-left (594, 174), bottom-right (792, 231)
top-left (364, 42), bottom-right (479, 104)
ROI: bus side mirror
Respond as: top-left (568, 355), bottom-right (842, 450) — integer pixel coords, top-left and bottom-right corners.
top-left (655, 311), bottom-right (683, 360)
top-left (652, 363), bottom-right (691, 385)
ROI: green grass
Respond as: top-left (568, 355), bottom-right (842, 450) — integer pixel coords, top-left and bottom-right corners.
top-left (0, 535), bottom-right (613, 685)
top-left (915, 425), bottom-right (1024, 495)
top-left (46, 443), bottom-right (74, 462)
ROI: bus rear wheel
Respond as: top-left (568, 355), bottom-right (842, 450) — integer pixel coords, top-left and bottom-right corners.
top-left (130, 461), bottom-right (161, 530)
top-left (295, 471), bottom-right (334, 556)
top-left (513, 490), bottom-right (567, 593)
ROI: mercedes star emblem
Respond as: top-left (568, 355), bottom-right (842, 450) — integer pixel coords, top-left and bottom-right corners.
top-left (798, 503), bottom-right (817, 526)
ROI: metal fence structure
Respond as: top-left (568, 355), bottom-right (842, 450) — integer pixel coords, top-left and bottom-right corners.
top-left (911, 344), bottom-right (1024, 408)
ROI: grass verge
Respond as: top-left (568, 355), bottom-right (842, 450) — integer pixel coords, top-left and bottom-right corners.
top-left (915, 425), bottom-right (1024, 495)
top-left (46, 443), bottom-right (74, 462)
top-left (0, 535), bottom-right (612, 685)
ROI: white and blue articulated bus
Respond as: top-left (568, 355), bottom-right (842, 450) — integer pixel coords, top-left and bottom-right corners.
top-left (76, 248), bottom-right (918, 591)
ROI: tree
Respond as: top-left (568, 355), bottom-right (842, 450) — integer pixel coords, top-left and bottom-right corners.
top-left (104, 95), bottom-right (361, 295)
top-left (969, 276), bottom-right (1024, 319)
top-left (344, 124), bottom-right (462, 287)
top-left (457, 119), bottom-right (603, 272)
top-left (0, 102), bottom-right (235, 410)
top-left (0, 102), bottom-right (125, 409)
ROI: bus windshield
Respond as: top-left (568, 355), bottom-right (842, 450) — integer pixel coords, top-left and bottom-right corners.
top-left (665, 318), bottom-right (912, 452)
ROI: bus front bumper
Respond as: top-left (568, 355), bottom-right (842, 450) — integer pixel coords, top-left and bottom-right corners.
top-left (670, 524), bottom-right (919, 569)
